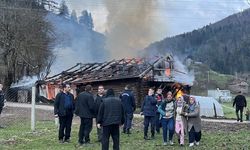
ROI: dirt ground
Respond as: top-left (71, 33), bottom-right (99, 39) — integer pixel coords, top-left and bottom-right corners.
top-left (0, 106), bottom-right (249, 132)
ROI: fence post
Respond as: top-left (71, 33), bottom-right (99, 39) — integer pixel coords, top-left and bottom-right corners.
top-left (31, 86), bottom-right (36, 131)
top-left (213, 103), bottom-right (217, 118)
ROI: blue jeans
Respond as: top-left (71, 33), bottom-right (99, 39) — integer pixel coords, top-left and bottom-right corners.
top-left (161, 117), bottom-right (174, 142)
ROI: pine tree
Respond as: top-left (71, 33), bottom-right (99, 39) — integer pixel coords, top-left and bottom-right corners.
top-left (79, 10), bottom-right (94, 30)
top-left (70, 10), bottom-right (77, 22)
top-left (58, 0), bottom-right (69, 18)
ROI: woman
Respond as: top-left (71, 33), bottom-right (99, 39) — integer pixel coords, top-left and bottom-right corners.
top-left (175, 96), bottom-right (186, 146)
top-left (184, 96), bottom-right (202, 147)
top-left (158, 91), bottom-right (175, 146)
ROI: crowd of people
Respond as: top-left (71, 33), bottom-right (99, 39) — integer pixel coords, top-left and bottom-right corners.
top-left (0, 82), bottom-right (247, 150)
top-left (53, 83), bottom-right (204, 149)
top-left (140, 88), bottom-right (201, 147)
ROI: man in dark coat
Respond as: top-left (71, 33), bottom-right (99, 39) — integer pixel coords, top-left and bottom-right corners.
top-left (120, 84), bottom-right (136, 134)
top-left (54, 83), bottom-right (75, 143)
top-left (97, 89), bottom-right (125, 150)
top-left (75, 85), bottom-right (95, 144)
top-left (233, 91), bottom-right (247, 122)
top-left (140, 88), bottom-right (157, 140)
top-left (94, 85), bottom-right (105, 142)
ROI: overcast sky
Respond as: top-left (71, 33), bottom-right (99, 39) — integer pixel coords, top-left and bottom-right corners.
top-left (55, 0), bottom-right (250, 41)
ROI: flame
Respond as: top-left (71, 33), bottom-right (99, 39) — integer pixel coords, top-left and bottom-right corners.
top-left (175, 89), bottom-right (184, 99)
top-left (165, 68), bottom-right (171, 77)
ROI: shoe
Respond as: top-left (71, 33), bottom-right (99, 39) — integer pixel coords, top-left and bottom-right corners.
top-left (144, 136), bottom-right (150, 140)
top-left (59, 139), bottom-right (64, 144)
top-left (123, 129), bottom-right (126, 133)
top-left (169, 140), bottom-right (174, 145)
top-left (126, 129), bottom-right (131, 134)
top-left (240, 120), bottom-right (243, 122)
top-left (180, 144), bottom-right (184, 146)
top-left (163, 142), bottom-right (167, 146)
top-left (151, 135), bottom-right (155, 139)
top-left (195, 141), bottom-right (199, 146)
top-left (189, 143), bottom-right (194, 147)
top-left (64, 139), bottom-right (70, 143)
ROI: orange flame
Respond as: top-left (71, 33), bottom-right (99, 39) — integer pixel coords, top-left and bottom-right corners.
top-left (165, 68), bottom-right (171, 77)
top-left (175, 89), bottom-right (184, 99)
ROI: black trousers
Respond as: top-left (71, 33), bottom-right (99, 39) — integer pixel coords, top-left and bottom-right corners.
top-left (236, 106), bottom-right (244, 122)
top-left (144, 116), bottom-right (155, 137)
top-left (102, 124), bottom-right (120, 150)
top-left (58, 114), bottom-right (73, 140)
top-left (155, 113), bottom-right (161, 133)
top-left (78, 117), bottom-right (93, 144)
top-left (123, 112), bottom-right (133, 132)
top-left (189, 126), bottom-right (201, 143)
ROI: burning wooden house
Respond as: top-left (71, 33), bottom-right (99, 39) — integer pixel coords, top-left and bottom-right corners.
top-left (37, 55), bottom-right (193, 106)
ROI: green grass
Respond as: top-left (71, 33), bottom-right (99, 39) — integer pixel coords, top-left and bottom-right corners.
top-left (222, 97), bottom-right (250, 119)
top-left (0, 120), bottom-right (250, 150)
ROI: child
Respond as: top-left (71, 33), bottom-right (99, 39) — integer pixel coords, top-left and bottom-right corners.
top-left (184, 96), bottom-right (202, 147)
top-left (175, 96), bottom-right (186, 146)
top-left (140, 88), bottom-right (157, 140)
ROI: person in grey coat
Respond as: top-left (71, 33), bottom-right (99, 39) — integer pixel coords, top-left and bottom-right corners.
top-left (184, 96), bottom-right (201, 147)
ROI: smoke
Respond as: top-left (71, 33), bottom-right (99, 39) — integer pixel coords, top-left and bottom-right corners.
top-left (11, 76), bottom-right (38, 88)
top-left (173, 56), bottom-right (194, 85)
top-left (46, 13), bottom-right (108, 75)
top-left (104, 0), bottom-right (157, 59)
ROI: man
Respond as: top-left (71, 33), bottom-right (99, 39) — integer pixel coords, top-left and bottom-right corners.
top-left (54, 83), bottom-right (75, 143)
top-left (233, 91), bottom-right (247, 122)
top-left (140, 88), bottom-right (157, 140)
top-left (0, 84), bottom-right (5, 128)
top-left (120, 85), bottom-right (136, 134)
top-left (75, 85), bottom-right (95, 145)
top-left (97, 89), bottom-right (125, 150)
top-left (94, 85), bottom-right (105, 142)
top-left (155, 88), bottom-right (163, 134)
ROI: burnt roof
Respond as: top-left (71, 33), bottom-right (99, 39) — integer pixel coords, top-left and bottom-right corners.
top-left (44, 55), bottom-right (193, 85)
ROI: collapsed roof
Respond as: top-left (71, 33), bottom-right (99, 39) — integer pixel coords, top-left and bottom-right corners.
top-left (44, 55), bottom-right (193, 85)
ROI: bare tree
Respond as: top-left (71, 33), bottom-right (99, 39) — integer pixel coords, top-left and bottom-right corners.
top-left (0, 0), bottom-right (56, 86)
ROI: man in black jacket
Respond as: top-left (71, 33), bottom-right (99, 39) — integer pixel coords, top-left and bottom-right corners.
top-left (97, 89), bottom-right (125, 150)
top-left (94, 85), bottom-right (105, 142)
top-left (75, 85), bottom-right (95, 145)
top-left (120, 85), bottom-right (136, 134)
top-left (140, 88), bottom-right (157, 140)
top-left (54, 83), bottom-right (75, 143)
top-left (233, 91), bottom-right (247, 122)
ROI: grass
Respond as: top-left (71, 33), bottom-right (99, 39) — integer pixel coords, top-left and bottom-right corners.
top-left (221, 97), bottom-right (250, 119)
top-left (0, 119), bottom-right (250, 150)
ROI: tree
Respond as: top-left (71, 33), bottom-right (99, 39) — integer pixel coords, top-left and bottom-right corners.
top-left (79, 10), bottom-right (94, 30)
top-left (58, 0), bottom-right (69, 18)
top-left (70, 10), bottom-right (78, 23)
top-left (0, 0), bottom-right (55, 86)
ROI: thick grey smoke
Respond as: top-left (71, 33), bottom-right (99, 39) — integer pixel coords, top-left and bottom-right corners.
top-left (46, 13), bottom-right (107, 75)
top-left (104, 0), bottom-right (157, 59)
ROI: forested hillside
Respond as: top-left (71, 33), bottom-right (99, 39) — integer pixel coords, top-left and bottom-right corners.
top-left (146, 8), bottom-right (250, 74)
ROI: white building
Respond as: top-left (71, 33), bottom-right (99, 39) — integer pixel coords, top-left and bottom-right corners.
top-left (207, 88), bottom-right (232, 102)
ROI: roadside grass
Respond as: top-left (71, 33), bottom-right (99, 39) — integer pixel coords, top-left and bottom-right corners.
top-left (0, 119), bottom-right (249, 150)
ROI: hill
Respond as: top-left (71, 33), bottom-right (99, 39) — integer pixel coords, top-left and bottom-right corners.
top-left (145, 8), bottom-right (250, 74)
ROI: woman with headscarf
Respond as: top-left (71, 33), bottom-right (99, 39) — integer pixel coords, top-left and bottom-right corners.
top-left (184, 96), bottom-right (202, 147)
